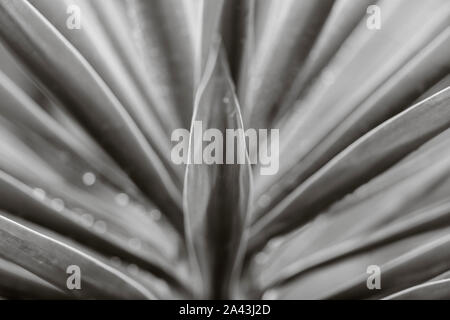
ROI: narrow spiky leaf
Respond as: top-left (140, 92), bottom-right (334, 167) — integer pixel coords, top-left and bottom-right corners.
top-left (184, 43), bottom-right (251, 299)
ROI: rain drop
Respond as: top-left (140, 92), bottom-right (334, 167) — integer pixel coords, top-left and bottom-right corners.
top-left (127, 264), bottom-right (139, 276)
top-left (149, 209), bottom-right (161, 221)
top-left (93, 220), bottom-right (107, 234)
top-left (128, 238), bottom-right (141, 250)
top-left (82, 172), bottom-right (96, 186)
top-left (110, 256), bottom-right (121, 267)
top-left (32, 188), bottom-right (46, 201)
top-left (115, 193), bottom-right (130, 207)
top-left (81, 213), bottom-right (94, 227)
top-left (51, 198), bottom-right (65, 212)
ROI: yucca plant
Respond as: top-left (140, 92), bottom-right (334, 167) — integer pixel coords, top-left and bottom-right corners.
top-left (0, 0), bottom-right (449, 300)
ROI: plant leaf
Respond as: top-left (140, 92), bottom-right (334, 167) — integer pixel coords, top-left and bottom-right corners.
top-left (183, 42), bottom-right (251, 298)
top-left (124, 0), bottom-right (196, 129)
top-left (29, 0), bottom-right (185, 184)
top-left (263, 228), bottom-right (450, 299)
top-left (249, 87), bottom-right (450, 253)
top-left (0, 169), bottom-right (188, 291)
top-left (253, 26), bottom-right (450, 214)
top-left (0, 213), bottom-right (156, 299)
top-left (255, 128), bottom-right (450, 289)
top-left (239, 0), bottom-right (334, 128)
top-left (0, 258), bottom-right (66, 299)
top-left (384, 278), bottom-right (450, 300)
top-left (0, 0), bottom-right (183, 231)
top-left (0, 70), bottom-right (141, 197)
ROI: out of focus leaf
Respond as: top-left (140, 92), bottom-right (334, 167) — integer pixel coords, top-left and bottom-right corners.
top-left (0, 169), bottom-right (187, 290)
top-left (239, 0), bottom-right (334, 129)
top-left (253, 27), bottom-right (450, 213)
top-left (0, 258), bottom-right (65, 299)
top-left (278, 0), bottom-right (375, 117)
top-left (264, 228), bottom-right (450, 299)
top-left (125, 0), bottom-right (196, 129)
top-left (255, 129), bottom-right (450, 289)
top-left (29, 0), bottom-right (184, 184)
top-left (0, 213), bottom-right (156, 299)
top-left (0, 0), bottom-right (183, 231)
top-left (385, 278), bottom-right (450, 300)
top-left (0, 70), bottom-right (140, 197)
top-left (249, 87), bottom-right (450, 253)
top-left (254, 0), bottom-right (450, 209)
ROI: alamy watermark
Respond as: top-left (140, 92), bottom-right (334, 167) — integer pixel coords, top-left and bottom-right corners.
top-left (171, 120), bottom-right (279, 175)
top-left (66, 4), bottom-right (81, 30)
top-left (66, 265), bottom-right (81, 290)
top-left (366, 5), bottom-right (381, 30)
top-left (366, 265), bottom-right (381, 290)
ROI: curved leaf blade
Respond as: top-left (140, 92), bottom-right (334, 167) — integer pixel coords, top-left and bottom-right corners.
top-left (0, 213), bottom-right (155, 299)
top-left (249, 87), bottom-right (450, 253)
top-left (0, 0), bottom-right (183, 231)
top-left (184, 43), bottom-right (251, 299)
